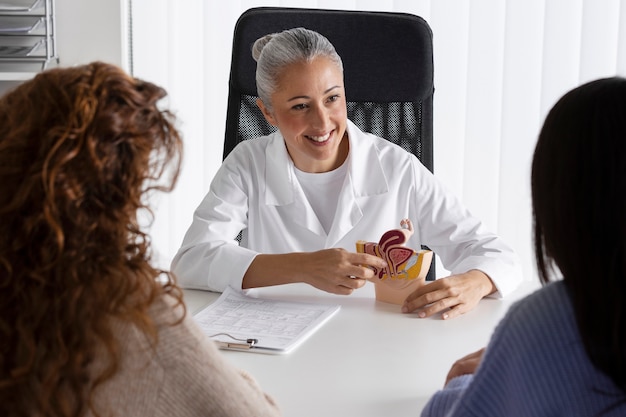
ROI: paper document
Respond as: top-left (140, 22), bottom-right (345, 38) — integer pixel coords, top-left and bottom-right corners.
top-left (194, 286), bottom-right (340, 354)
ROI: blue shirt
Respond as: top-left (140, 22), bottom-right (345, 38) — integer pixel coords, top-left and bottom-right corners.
top-left (422, 281), bottom-right (626, 416)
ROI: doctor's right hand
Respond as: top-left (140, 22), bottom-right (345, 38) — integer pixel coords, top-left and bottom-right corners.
top-left (243, 248), bottom-right (388, 295)
top-left (295, 248), bottom-right (388, 295)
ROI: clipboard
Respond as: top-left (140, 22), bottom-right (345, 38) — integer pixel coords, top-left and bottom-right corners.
top-left (210, 333), bottom-right (259, 350)
top-left (193, 286), bottom-right (340, 354)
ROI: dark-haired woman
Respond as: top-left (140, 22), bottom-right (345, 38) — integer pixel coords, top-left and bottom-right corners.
top-left (422, 77), bottom-right (626, 416)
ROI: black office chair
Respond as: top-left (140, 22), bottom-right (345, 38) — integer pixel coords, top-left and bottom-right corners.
top-left (223, 7), bottom-right (436, 280)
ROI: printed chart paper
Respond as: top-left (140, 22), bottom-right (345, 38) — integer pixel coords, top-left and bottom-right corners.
top-left (194, 286), bottom-right (340, 354)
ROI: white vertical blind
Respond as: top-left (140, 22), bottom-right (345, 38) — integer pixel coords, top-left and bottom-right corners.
top-left (428, 1), bottom-right (469, 198)
top-left (132, 0), bottom-right (626, 281)
top-left (463, 1), bottom-right (506, 227)
top-left (498, 0), bottom-right (545, 285)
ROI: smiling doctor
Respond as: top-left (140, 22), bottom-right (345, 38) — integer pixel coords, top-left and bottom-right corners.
top-left (171, 27), bottom-right (522, 319)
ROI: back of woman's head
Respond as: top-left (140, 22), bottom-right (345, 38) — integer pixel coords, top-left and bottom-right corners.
top-left (0, 61), bottom-right (183, 416)
top-left (252, 27), bottom-right (343, 109)
top-left (532, 76), bottom-right (626, 391)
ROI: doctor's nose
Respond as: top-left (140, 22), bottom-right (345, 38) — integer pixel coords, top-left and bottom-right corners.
top-left (309, 105), bottom-right (331, 130)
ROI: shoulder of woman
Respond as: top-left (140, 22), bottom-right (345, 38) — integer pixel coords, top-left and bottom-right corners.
top-left (150, 293), bottom-right (222, 357)
top-left (495, 281), bottom-right (574, 344)
top-left (348, 126), bottom-right (413, 159)
top-left (508, 281), bottom-right (570, 318)
top-left (223, 131), bottom-right (281, 165)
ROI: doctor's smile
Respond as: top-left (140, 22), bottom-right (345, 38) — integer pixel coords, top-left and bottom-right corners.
top-left (304, 131), bottom-right (332, 143)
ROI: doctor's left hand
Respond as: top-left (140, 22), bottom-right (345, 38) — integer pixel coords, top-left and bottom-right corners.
top-left (400, 269), bottom-right (496, 319)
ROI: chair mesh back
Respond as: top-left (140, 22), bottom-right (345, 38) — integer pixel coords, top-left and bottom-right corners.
top-left (235, 95), bottom-right (431, 172)
top-left (348, 101), bottom-right (426, 164)
top-left (237, 95), bottom-right (273, 140)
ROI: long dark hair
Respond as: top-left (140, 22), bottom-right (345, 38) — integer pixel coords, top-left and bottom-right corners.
top-left (0, 62), bottom-right (184, 417)
top-left (531, 77), bottom-right (626, 391)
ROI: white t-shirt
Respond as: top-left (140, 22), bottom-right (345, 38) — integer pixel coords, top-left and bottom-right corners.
top-left (294, 160), bottom-right (348, 234)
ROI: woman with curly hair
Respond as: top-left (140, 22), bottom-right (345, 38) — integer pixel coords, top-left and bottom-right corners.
top-left (0, 62), bottom-right (280, 417)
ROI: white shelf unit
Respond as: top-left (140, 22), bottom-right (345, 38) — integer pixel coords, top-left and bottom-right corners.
top-left (0, 0), bottom-right (58, 80)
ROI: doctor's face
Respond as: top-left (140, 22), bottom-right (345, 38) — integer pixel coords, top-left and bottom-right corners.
top-left (257, 56), bottom-right (348, 173)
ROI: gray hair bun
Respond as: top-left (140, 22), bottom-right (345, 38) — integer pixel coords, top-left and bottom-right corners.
top-left (252, 34), bottom-right (275, 62)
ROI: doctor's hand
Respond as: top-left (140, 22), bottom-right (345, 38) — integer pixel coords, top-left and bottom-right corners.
top-left (400, 269), bottom-right (496, 319)
top-left (243, 249), bottom-right (388, 295)
top-left (295, 248), bottom-right (388, 295)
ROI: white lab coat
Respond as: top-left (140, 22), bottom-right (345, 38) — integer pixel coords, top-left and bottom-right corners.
top-left (172, 121), bottom-right (522, 297)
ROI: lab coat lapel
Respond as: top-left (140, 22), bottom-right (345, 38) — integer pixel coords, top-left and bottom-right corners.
top-left (264, 133), bottom-right (326, 236)
top-left (326, 121), bottom-right (389, 247)
top-left (325, 171), bottom-right (362, 247)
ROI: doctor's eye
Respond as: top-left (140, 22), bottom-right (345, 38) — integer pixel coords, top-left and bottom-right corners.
top-left (291, 103), bottom-right (308, 111)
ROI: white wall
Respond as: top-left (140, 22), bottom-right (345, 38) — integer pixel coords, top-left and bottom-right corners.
top-left (55, 0), bottom-right (128, 69)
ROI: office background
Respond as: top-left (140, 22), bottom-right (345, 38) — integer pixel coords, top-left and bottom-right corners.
top-left (16, 0), bottom-right (625, 283)
top-left (132, 0), bottom-right (626, 282)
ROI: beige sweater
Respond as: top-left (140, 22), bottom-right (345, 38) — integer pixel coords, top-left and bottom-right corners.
top-left (88, 294), bottom-right (281, 417)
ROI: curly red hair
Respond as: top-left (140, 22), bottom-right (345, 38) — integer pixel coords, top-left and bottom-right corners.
top-left (0, 62), bottom-right (184, 417)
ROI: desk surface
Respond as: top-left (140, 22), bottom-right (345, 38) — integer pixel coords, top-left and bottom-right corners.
top-left (184, 280), bottom-right (539, 417)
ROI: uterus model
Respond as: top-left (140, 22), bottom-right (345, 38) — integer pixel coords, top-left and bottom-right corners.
top-left (356, 219), bottom-right (433, 304)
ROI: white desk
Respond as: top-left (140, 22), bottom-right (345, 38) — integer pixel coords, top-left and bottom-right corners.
top-left (184, 281), bottom-right (539, 417)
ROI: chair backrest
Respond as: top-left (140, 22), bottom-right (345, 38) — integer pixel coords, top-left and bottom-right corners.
top-left (224, 7), bottom-right (434, 170)
top-left (224, 7), bottom-right (436, 280)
